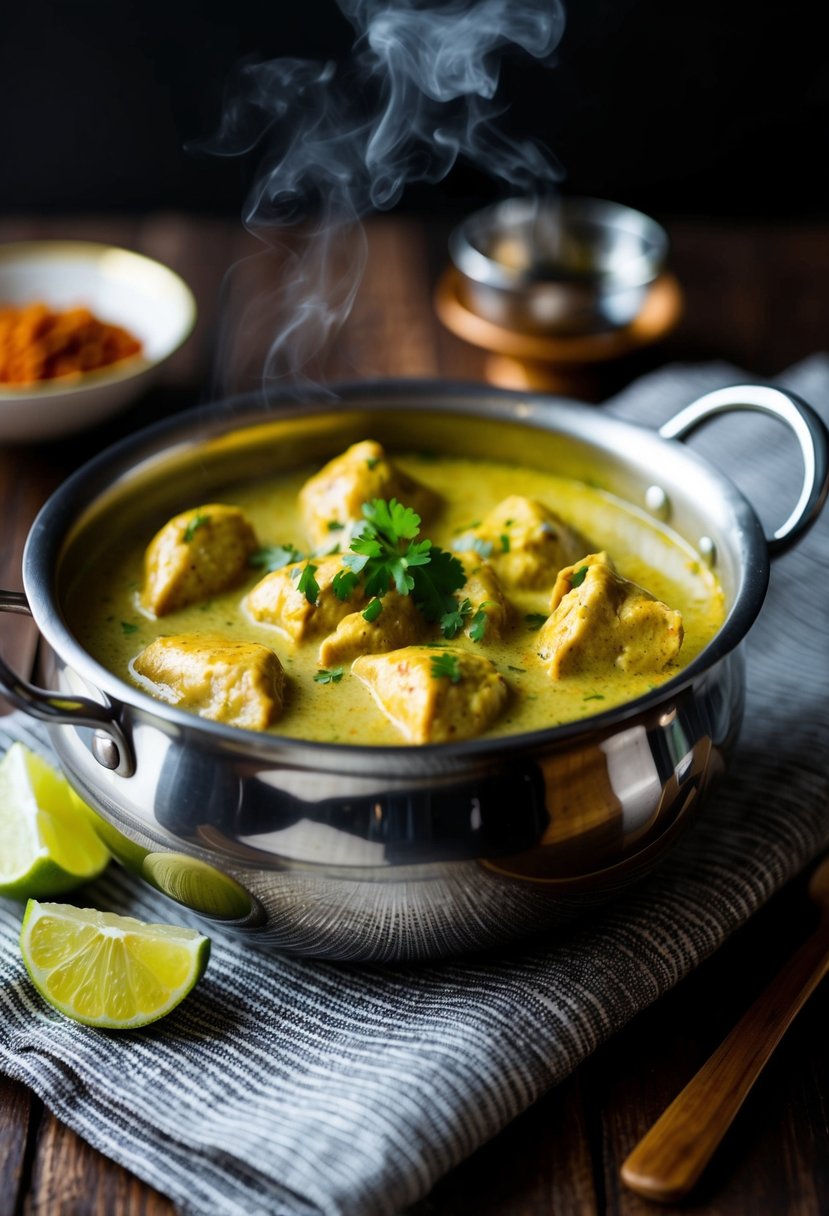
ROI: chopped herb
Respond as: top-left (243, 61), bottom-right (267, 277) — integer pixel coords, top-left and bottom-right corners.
top-left (504, 518), bottom-right (514, 527)
top-left (499, 533), bottom-right (511, 553)
top-left (362, 597), bottom-right (383, 623)
top-left (250, 543), bottom-right (303, 572)
top-left (326, 520), bottom-right (345, 532)
top-left (339, 499), bottom-right (466, 623)
top-left (583, 693), bottom-right (605, 702)
top-left (570, 565), bottom-right (589, 589)
top-left (524, 612), bottom-right (547, 631)
top-left (468, 602), bottom-right (492, 644)
top-left (183, 512), bottom-right (210, 543)
top-left (440, 597), bottom-right (472, 640)
top-left (120, 621), bottom-right (139, 635)
top-left (297, 563), bottom-right (320, 605)
top-left (314, 666), bottom-right (344, 685)
top-left (332, 569), bottom-right (361, 601)
top-left (507, 665), bottom-right (525, 674)
top-left (430, 652), bottom-right (462, 684)
top-left (365, 456), bottom-right (380, 470)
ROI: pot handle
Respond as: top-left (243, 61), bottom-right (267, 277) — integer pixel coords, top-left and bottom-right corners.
top-left (659, 384), bottom-right (829, 557)
top-left (0, 590), bottom-right (135, 777)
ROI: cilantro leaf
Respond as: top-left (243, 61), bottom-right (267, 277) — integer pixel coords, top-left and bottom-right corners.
top-left (297, 563), bottom-right (320, 605)
top-left (332, 569), bottom-right (361, 601)
top-left (430, 652), bottom-right (462, 683)
top-left (362, 498), bottom-right (421, 542)
top-left (334, 498), bottom-right (464, 624)
top-left (468, 602), bottom-right (491, 643)
top-left (314, 666), bottom-right (344, 684)
top-left (440, 597), bottom-right (472, 640)
top-left (499, 533), bottom-right (511, 553)
top-left (362, 597), bottom-right (383, 622)
top-left (524, 612), bottom-right (548, 631)
top-left (250, 543), bottom-right (304, 572)
top-left (183, 512), bottom-right (210, 543)
top-left (410, 546), bottom-right (466, 622)
top-left (570, 564), bottom-right (589, 589)
top-left (120, 620), bottom-right (139, 636)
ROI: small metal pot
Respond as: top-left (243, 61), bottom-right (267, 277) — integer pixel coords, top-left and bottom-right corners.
top-left (449, 196), bottom-right (669, 334)
top-left (1, 382), bottom-right (827, 961)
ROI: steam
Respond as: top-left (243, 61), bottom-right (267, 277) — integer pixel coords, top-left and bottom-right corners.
top-left (203, 0), bottom-right (566, 391)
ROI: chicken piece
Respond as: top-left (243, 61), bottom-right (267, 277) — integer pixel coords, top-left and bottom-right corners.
top-left (454, 495), bottom-right (586, 590)
top-left (133, 634), bottom-right (285, 731)
top-left (454, 553), bottom-right (513, 642)
top-left (537, 552), bottom-right (684, 678)
top-left (299, 440), bottom-right (439, 547)
top-left (245, 554), bottom-right (359, 642)
top-left (352, 646), bottom-right (509, 744)
top-left (141, 504), bottom-right (258, 617)
top-left (318, 593), bottom-right (426, 666)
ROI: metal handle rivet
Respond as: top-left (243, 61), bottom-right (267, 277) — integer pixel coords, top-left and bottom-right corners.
top-left (92, 731), bottom-right (121, 771)
top-left (645, 485), bottom-right (670, 520)
top-left (699, 536), bottom-right (717, 566)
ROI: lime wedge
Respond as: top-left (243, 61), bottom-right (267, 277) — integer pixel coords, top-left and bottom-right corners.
top-left (0, 743), bottom-right (110, 899)
top-left (20, 901), bottom-right (210, 1029)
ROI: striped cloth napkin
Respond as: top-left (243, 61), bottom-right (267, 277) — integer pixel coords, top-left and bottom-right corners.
top-left (2, 357), bottom-right (828, 1216)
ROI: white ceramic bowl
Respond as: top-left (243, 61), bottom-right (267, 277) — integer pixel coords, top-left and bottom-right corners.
top-left (0, 241), bottom-right (197, 442)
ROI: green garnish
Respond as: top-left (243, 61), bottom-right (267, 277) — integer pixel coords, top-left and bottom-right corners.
top-left (362, 597), bottom-right (383, 623)
top-left (440, 597), bottom-right (472, 640)
top-left (507, 665), bottom-right (525, 674)
top-left (583, 692), bottom-right (605, 702)
top-left (524, 613), bottom-right (547, 631)
top-left (430, 652), bottom-right (462, 684)
top-left (570, 565), bottom-right (589, 589)
top-left (340, 499), bottom-right (465, 622)
top-left (120, 621), bottom-right (139, 636)
top-left (499, 533), bottom-right (511, 553)
top-left (439, 598), bottom-right (491, 642)
top-left (183, 512), bottom-right (210, 543)
top-left (332, 569), bottom-right (361, 601)
top-left (365, 456), bottom-right (380, 470)
top-left (297, 563), bottom-right (320, 605)
top-left (326, 520), bottom-right (345, 532)
top-left (468, 605), bottom-right (490, 643)
top-left (249, 543), bottom-right (303, 572)
top-left (314, 667), bottom-right (344, 685)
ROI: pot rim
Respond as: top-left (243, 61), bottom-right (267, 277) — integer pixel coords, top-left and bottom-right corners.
top-left (22, 377), bottom-right (769, 770)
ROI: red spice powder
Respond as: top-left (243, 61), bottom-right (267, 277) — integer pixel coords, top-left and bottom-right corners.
top-left (0, 302), bottom-right (142, 385)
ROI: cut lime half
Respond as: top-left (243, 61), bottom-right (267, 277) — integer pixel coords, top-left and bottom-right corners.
top-left (0, 743), bottom-right (110, 899)
top-left (20, 901), bottom-right (211, 1029)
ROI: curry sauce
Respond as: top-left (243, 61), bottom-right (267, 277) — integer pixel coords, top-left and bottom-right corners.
top-left (67, 450), bottom-right (726, 745)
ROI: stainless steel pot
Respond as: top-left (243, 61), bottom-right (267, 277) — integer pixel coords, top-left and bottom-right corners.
top-left (2, 381), bottom-right (827, 961)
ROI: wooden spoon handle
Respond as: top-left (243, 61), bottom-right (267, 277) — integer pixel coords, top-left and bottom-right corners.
top-left (620, 924), bottom-right (829, 1203)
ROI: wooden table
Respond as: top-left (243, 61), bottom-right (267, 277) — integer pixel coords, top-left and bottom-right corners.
top-left (1, 213), bottom-right (827, 1215)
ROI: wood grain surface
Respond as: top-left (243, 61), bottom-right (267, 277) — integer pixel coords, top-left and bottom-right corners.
top-left (1, 212), bottom-right (828, 1216)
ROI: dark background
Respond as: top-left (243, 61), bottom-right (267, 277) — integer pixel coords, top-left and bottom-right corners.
top-left (2, 0), bottom-right (828, 222)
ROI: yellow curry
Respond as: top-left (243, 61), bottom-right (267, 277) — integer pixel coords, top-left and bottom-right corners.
top-left (67, 440), bottom-right (725, 745)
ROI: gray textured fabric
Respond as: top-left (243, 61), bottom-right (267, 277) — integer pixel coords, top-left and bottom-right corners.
top-left (1, 358), bottom-right (828, 1216)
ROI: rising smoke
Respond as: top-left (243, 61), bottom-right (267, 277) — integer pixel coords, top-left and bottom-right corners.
top-left (203, 0), bottom-right (566, 392)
